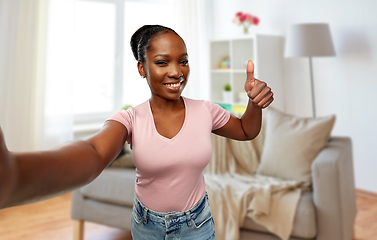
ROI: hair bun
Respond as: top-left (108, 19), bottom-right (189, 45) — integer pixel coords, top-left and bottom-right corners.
top-left (130, 25), bottom-right (152, 61)
top-left (130, 25), bottom-right (180, 62)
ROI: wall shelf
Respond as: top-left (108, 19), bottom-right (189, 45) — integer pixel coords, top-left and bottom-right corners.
top-left (209, 34), bottom-right (285, 113)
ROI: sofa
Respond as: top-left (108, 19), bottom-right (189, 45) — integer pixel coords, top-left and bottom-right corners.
top-left (71, 108), bottom-right (357, 240)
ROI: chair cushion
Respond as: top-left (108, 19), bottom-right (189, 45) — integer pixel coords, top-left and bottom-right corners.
top-left (80, 168), bottom-right (136, 207)
top-left (109, 145), bottom-right (135, 168)
top-left (241, 191), bottom-right (316, 239)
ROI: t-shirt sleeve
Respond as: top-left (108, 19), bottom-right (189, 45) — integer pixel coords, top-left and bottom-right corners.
top-left (204, 101), bottom-right (231, 130)
top-left (106, 107), bottom-right (134, 146)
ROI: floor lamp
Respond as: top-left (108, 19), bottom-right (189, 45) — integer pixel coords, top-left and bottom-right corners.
top-left (284, 23), bottom-right (335, 118)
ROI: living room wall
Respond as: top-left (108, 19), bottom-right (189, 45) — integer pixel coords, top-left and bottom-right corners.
top-left (208, 0), bottom-right (377, 193)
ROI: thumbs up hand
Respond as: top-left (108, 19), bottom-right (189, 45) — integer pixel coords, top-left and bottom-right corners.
top-left (244, 60), bottom-right (274, 109)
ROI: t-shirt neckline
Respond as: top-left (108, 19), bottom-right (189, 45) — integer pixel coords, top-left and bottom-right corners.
top-left (147, 96), bottom-right (187, 141)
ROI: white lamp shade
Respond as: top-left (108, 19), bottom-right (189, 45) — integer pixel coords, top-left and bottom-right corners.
top-left (284, 23), bottom-right (336, 58)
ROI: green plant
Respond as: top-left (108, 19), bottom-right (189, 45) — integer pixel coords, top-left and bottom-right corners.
top-left (224, 83), bottom-right (232, 91)
top-left (121, 104), bottom-right (133, 110)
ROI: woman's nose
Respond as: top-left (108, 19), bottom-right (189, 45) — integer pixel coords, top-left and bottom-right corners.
top-left (168, 64), bottom-right (183, 78)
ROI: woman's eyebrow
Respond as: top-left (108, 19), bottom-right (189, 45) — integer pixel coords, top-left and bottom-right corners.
top-left (154, 54), bottom-right (169, 58)
top-left (153, 53), bottom-right (188, 58)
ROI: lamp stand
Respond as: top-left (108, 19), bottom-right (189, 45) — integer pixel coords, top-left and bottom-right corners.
top-left (309, 57), bottom-right (316, 118)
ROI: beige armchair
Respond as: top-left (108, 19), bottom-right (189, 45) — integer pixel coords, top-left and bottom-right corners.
top-left (71, 167), bottom-right (135, 240)
top-left (71, 146), bottom-right (136, 239)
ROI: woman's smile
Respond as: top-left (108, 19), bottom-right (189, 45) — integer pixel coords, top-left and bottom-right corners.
top-left (163, 78), bottom-right (185, 91)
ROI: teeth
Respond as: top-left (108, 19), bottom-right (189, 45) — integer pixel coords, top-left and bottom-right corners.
top-left (166, 82), bottom-right (181, 87)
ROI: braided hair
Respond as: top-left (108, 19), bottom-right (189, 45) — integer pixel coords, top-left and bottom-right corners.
top-left (130, 25), bottom-right (181, 63)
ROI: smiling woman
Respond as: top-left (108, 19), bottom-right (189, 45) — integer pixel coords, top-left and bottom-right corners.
top-left (0, 24), bottom-right (273, 240)
top-left (104, 24), bottom-right (273, 239)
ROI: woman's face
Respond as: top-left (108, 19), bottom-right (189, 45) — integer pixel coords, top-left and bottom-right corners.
top-left (139, 32), bottom-right (190, 101)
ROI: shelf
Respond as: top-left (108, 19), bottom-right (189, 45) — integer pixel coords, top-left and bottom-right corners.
top-left (215, 101), bottom-right (248, 106)
top-left (215, 102), bottom-right (248, 116)
top-left (211, 69), bottom-right (246, 73)
top-left (211, 69), bottom-right (231, 73)
top-left (209, 34), bottom-right (284, 112)
top-left (232, 69), bottom-right (246, 73)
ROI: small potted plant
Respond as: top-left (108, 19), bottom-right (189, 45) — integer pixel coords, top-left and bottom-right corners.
top-left (223, 83), bottom-right (232, 103)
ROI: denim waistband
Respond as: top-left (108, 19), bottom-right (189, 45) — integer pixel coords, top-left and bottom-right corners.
top-left (133, 192), bottom-right (209, 225)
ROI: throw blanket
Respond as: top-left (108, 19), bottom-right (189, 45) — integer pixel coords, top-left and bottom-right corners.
top-left (204, 133), bottom-right (307, 240)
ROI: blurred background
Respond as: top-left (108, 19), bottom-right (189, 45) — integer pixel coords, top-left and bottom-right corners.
top-left (0, 0), bottom-right (376, 195)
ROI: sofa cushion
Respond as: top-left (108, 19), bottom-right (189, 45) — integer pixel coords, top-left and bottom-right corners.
top-left (241, 191), bottom-right (316, 239)
top-left (109, 144), bottom-right (135, 168)
top-left (257, 107), bottom-right (335, 184)
top-left (80, 168), bottom-right (136, 207)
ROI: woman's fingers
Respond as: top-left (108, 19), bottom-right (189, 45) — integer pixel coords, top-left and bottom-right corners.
top-left (247, 79), bottom-right (274, 108)
top-left (258, 94), bottom-right (274, 108)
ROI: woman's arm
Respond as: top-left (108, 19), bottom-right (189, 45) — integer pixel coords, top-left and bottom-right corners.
top-left (212, 60), bottom-right (273, 140)
top-left (0, 120), bottom-right (127, 209)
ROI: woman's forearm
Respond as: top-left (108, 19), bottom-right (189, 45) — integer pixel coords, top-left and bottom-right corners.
top-left (4, 140), bottom-right (107, 208)
top-left (240, 99), bottom-right (262, 140)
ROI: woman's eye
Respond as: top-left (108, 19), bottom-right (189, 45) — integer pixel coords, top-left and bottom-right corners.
top-left (180, 60), bottom-right (189, 65)
top-left (155, 61), bottom-right (167, 66)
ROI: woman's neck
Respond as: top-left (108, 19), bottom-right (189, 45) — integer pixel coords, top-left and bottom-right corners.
top-left (149, 96), bottom-right (184, 113)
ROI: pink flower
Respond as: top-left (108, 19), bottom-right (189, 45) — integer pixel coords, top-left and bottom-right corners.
top-left (245, 13), bottom-right (254, 23)
top-left (233, 12), bottom-right (259, 26)
top-left (239, 14), bottom-right (246, 22)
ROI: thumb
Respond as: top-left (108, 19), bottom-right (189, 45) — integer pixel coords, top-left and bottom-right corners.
top-left (244, 60), bottom-right (255, 93)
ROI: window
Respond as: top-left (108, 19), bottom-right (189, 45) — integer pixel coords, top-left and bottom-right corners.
top-left (72, 1), bottom-right (116, 115)
top-left (46, 0), bottom-right (174, 127)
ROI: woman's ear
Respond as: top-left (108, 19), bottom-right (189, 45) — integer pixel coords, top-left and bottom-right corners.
top-left (137, 61), bottom-right (145, 78)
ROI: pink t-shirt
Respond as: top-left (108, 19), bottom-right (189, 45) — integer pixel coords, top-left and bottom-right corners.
top-left (107, 97), bottom-right (230, 212)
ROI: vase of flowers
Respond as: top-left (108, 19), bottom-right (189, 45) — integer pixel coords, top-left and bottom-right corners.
top-left (233, 12), bottom-right (260, 34)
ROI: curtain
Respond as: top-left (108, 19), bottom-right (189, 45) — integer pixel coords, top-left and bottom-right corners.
top-left (172, 0), bottom-right (210, 101)
top-left (0, 0), bottom-right (49, 151)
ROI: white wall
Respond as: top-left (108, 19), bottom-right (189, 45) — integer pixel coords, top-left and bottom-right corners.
top-left (209, 0), bottom-right (377, 193)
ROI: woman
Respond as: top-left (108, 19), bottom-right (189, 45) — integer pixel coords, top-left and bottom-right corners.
top-left (0, 25), bottom-right (273, 239)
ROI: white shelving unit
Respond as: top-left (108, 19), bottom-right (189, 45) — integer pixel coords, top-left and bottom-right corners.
top-left (209, 34), bottom-right (285, 113)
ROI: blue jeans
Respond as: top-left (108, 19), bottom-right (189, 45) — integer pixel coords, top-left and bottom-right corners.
top-left (131, 192), bottom-right (215, 240)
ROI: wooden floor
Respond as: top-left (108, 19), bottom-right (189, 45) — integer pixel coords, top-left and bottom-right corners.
top-left (0, 193), bottom-right (132, 240)
top-left (0, 192), bottom-right (376, 240)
